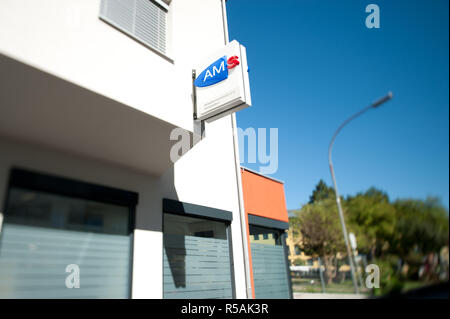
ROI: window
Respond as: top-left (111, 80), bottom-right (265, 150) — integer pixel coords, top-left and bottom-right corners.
top-left (5, 188), bottom-right (130, 235)
top-left (162, 198), bottom-right (235, 299)
top-left (249, 225), bottom-right (291, 299)
top-left (0, 169), bottom-right (137, 298)
top-left (249, 225), bottom-right (282, 246)
top-left (100, 0), bottom-right (169, 55)
top-left (163, 213), bottom-right (234, 299)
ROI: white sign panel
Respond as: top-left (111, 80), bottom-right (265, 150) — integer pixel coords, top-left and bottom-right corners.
top-left (349, 232), bottom-right (358, 250)
top-left (194, 40), bottom-right (251, 122)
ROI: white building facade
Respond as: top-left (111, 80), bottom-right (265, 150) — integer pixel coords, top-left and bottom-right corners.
top-left (0, 0), bottom-right (251, 299)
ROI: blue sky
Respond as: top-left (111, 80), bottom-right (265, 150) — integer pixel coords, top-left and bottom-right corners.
top-left (227, 0), bottom-right (449, 210)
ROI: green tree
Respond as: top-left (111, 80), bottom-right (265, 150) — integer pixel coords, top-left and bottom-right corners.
top-left (288, 215), bottom-right (302, 247)
top-left (308, 179), bottom-right (335, 204)
top-left (296, 198), bottom-right (345, 284)
top-left (291, 179), bottom-right (449, 292)
top-left (346, 187), bottom-right (396, 258)
top-left (392, 197), bottom-right (449, 260)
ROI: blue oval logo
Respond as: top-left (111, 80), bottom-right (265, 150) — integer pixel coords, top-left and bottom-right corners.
top-left (195, 56), bottom-right (228, 87)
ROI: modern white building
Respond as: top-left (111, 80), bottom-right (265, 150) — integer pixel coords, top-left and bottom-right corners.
top-left (0, 0), bottom-right (252, 298)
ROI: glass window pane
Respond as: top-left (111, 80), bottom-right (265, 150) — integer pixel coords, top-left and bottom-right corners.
top-left (164, 213), bottom-right (227, 239)
top-left (4, 187), bottom-right (130, 235)
top-left (249, 225), bottom-right (282, 245)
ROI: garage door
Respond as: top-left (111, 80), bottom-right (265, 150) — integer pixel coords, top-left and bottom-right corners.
top-left (0, 169), bottom-right (136, 299)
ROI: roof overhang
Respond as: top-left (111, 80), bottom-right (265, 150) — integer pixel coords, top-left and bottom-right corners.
top-left (0, 53), bottom-right (190, 177)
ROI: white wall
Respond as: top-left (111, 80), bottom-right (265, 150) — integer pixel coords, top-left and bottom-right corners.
top-left (0, 121), bottom-right (247, 298)
top-left (0, 0), bottom-right (248, 298)
top-left (0, 0), bottom-right (226, 132)
top-left (0, 138), bottom-right (164, 297)
top-left (162, 116), bottom-right (248, 299)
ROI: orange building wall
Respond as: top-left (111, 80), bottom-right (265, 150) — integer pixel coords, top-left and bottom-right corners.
top-left (240, 168), bottom-right (289, 223)
top-left (241, 168), bottom-right (289, 298)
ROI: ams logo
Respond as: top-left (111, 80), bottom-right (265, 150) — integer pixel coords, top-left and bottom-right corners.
top-left (194, 56), bottom-right (240, 87)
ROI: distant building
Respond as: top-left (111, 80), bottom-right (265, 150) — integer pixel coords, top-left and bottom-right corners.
top-left (286, 218), bottom-right (352, 276)
top-left (286, 224), bottom-right (318, 267)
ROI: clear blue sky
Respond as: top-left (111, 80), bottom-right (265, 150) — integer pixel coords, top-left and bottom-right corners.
top-left (227, 0), bottom-right (449, 210)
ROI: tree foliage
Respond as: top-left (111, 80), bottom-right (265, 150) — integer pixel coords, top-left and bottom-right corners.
top-left (391, 197), bottom-right (449, 258)
top-left (290, 180), bottom-right (449, 288)
top-left (297, 199), bottom-right (345, 257)
top-left (346, 187), bottom-right (396, 258)
top-left (295, 197), bottom-right (345, 283)
top-left (308, 179), bottom-right (335, 204)
top-left (288, 215), bottom-right (302, 245)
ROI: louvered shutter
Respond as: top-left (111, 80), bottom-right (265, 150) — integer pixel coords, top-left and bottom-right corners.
top-left (251, 243), bottom-right (291, 298)
top-left (100, 0), bottom-right (167, 54)
top-left (162, 212), bottom-right (234, 299)
top-left (163, 234), bottom-right (233, 299)
top-left (0, 175), bottom-right (135, 299)
top-left (0, 224), bottom-right (131, 298)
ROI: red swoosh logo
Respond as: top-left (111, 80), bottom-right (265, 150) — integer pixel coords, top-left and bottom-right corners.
top-left (227, 56), bottom-right (240, 69)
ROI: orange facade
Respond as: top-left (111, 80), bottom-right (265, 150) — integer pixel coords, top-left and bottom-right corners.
top-left (241, 168), bottom-right (289, 223)
top-left (241, 167), bottom-right (289, 298)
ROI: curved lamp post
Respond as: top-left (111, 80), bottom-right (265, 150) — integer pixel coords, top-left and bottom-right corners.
top-left (328, 92), bottom-right (393, 294)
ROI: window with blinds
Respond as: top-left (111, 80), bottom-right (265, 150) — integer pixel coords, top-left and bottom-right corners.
top-left (0, 169), bottom-right (137, 299)
top-left (100, 0), bottom-right (168, 55)
top-left (249, 225), bottom-right (291, 299)
top-left (163, 214), bottom-right (234, 299)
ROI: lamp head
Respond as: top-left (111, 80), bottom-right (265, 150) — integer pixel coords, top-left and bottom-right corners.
top-left (372, 91), bottom-right (393, 108)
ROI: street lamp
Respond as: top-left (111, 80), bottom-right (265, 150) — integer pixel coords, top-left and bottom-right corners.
top-left (328, 92), bottom-right (393, 294)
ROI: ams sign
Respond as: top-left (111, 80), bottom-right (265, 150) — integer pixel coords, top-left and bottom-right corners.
top-left (193, 40), bottom-right (251, 122)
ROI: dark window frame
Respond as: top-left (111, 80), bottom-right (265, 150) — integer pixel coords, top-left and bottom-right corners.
top-left (163, 198), bottom-right (232, 222)
top-left (5, 168), bottom-right (138, 234)
top-left (247, 214), bottom-right (289, 230)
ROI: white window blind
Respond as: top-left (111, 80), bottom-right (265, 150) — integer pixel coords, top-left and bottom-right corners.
top-left (163, 214), bottom-right (234, 299)
top-left (0, 187), bottom-right (133, 299)
top-left (100, 0), bottom-right (167, 55)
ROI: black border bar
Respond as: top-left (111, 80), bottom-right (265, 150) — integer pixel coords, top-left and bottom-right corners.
top-left (163, 198), bottom-right (232, 222)
top-left (247, 214), bottom-right (289, 230)
top-left (8, 168), bottom-right (139, 207)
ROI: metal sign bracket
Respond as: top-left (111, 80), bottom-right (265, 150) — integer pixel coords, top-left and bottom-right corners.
top-left (192, 69), bottom-right (205, 141)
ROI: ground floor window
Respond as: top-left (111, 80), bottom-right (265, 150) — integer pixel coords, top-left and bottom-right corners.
top-left (163, 200), bottom-right (234, 299)
top-left (249, 224), bottom-right (291, 298)
top-left (0, 169), bottom-right (137, 298)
